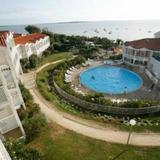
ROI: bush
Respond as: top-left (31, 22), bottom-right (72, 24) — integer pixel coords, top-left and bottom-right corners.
top-left (23, 113), bottom-right (47, 142)
top-left (19, 84), bottom-right (47, 142)
top-left (19, 83), bottom-right (33, 104)
top-left (5, 139), bottom-right (43, 160)
top-left (20, 58), bottom-right (30, 73)
top-left (29, 54), bottom-right (39, 68)
top-left (20, 54), bottom-right (40, 72)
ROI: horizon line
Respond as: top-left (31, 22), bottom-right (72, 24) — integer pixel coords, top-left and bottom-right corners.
top-left (1, 19), bottom-right (160, 27)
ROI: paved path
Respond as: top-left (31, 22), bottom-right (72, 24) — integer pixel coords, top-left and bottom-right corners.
top-left (21, 60), bottom-right (160, 147)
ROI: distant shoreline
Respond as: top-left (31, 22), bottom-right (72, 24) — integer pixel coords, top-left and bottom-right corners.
top-left (0, 20), bottom-right (160, 41)
top-left (1, 19), bottom-right (160, 27)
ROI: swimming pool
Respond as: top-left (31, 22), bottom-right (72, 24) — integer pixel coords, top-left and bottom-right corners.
top-left (80, 66), bottom-right (142, 94)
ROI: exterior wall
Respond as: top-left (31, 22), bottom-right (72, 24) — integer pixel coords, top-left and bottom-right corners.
top-left (2, 33), bottom-right (23, 79)
top-left (0, 65), bottom-right (25, 136)
top-left (35, 36), bottom-right (50, 56)
top-left (0, 139), bottom-right (11, 160)
top-left (148, 56), bottom-right (160, 79)
top-left (0, 47), bottom-right (10, 66)
top-left (19, 36), bottom-right (50, 59)
top-left (122, 46), bottom-right (151, 66)
top-left (154, 31), bottom-right (160, 38)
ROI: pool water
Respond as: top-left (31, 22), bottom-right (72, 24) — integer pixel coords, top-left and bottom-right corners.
top-left (80, 66), bottom-right (142, 94)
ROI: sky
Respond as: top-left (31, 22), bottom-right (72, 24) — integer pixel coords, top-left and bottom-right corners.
top-left (0, 0), bottom-right (160, 25)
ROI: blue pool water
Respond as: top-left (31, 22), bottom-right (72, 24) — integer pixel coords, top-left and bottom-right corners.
top-left (80, 66), bottom-right (142, 94)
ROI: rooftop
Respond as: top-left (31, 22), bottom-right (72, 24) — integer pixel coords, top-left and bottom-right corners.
top-left (0, 31), bottom-right (47, 46)
top-left (124, 38), bottom-right (160, 51)
top-left (14, 33), bottom-right (47, 45)
top-left (0, 31), bottom-right (9, 46)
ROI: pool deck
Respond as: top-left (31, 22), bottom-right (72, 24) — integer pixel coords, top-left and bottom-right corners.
top-left (70, 61), bottom-right (160, 100)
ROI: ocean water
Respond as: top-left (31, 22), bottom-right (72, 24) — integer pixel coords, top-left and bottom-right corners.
top-left (1, 20), bottom-right (160, 41)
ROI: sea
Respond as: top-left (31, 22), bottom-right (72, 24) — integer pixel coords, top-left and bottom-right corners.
top-left (1, 20), bottom-right (160, 41)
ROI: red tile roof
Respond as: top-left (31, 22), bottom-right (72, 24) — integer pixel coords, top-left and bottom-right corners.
top-left (13, 33), bottom-right (22, 38)
top-left (125, 38), bottom-right (160, 51)
top-left (14, 33), bottom-right (47, 45)
top-left (0, 31), bottom-right (9, 46)
top-left (0, 36), bottom-right (6, 46)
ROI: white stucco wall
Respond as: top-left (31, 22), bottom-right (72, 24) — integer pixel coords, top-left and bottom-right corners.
top-left (149, 57), bottom-right (160, 78)
top-left (0, 48), bottom-right (9, 65)
top-left (154, 32), bottom-right (160, 38)
top-left (0, 114), bottom-right (18, 134)
top-left (0, 139), bottom-right (12, 160)
top-left (19, 36), bottom-right (50, 58)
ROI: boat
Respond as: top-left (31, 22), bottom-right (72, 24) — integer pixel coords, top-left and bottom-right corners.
top-left (108, 31), bottom-right (112, 34)
top-left (94, 29), bottom-right (99, 33)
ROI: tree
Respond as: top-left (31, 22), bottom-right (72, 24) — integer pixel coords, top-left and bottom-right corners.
top-left (20, 58), bottom-right (30, 72)
top-left (115, 39), bottom-right (124, 47)
top-left (29, 54), bottom-right (39, 68)
top-left (5, 139), bottom-right (43, 160)
top-left (25, 25), bottom-right (41, 34)
top-left (80, 47), bottom-right (99, 58)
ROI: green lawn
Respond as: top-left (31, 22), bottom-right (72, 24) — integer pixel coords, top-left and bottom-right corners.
top-left (29, 123), bottom-right (160, 160)
top-left (39, 52), bottom-right (73, 66)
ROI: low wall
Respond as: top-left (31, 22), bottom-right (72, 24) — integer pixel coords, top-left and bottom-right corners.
top-left (53, 80), bottom-right (160, 116)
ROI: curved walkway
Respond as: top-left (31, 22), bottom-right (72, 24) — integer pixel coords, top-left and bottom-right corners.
top-left (21, 60), bottom-right (160, 147)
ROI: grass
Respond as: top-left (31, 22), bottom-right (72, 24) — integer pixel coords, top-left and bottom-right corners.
top-left (29, 123), bottom-right (160, 160)
top-left (36, 61), bottom-right (160, 133)
top-left (39, 52), bottom-right (73, 66)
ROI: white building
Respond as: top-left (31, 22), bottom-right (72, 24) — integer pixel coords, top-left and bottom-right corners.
top-left (0, 30), bottom-right (50, 137)
top-left (122, 38), bottom-right (160, 66)
top-left (0, 31), bottom-right (50, 79)
top-left (0, 139), bottom-right (11, 160)
top-left (122, 38), bottom-right (160, 84)
top-left (148, 53), bottom-right (160, 79)
top-left (154, 31), bottom-right (160, 38)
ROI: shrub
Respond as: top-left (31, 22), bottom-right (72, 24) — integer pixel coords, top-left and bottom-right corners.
top-left (19, 83), bottom-right (33, 104)
top-left (20, 58), bottom-right (30, 73)
top-left (29, 54), bottom-right (39, 68)
top-left (5, 139), bottom-right (43, 160)
top-left (19, 84), bottom-right (47, 142)
top-left (23, 113), bottom-right (47, 142)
